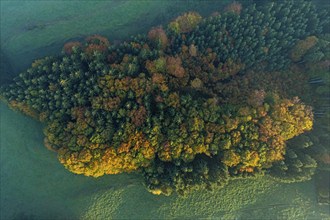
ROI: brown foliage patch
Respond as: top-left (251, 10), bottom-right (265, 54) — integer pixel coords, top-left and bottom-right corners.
top-left (63, 41), bottom-right (82, 55)
top-left (224, 1), bottom-right (242, 15)
top-left (166, 56), bottom-right (185, 78)
top-left (130, 106), bottom-right (147, 127)
top-left (85, 35), bottom-right (110, 55)
top-left (147, 26), bottom-right (168, 49)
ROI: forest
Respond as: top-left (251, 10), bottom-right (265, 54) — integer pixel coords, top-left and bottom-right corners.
top-left (1, 0), bottom-right (329, 196)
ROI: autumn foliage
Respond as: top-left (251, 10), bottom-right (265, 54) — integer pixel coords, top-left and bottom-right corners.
top-left (63, 41), bottom-right (82, 55)
top-left (168, 12), bottom-right (202, 34)
top-left (147, 26), bottom-right (168, 49)
top-left (224, 1), bottom-right (242, 15)
top-left (290, 36), bottom-right (318, 62)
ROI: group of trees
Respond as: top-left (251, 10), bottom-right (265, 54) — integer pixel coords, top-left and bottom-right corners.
top-left (0, 0), bottom-right (329, 195)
